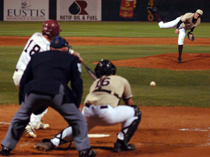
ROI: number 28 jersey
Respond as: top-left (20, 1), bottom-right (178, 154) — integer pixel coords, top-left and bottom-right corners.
top-left (84, 75), bottom-right (133, 108)
top-left (16, 32), bottom-right (50, 71)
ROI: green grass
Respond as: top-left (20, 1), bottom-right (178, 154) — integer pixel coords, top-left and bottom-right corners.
top-left (0, 21), bottom-right (210, 107)
top-left (0, 21), bottom-right (209, 37)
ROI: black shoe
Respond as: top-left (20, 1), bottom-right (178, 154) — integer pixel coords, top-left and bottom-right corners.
top-left (79, 148), bottom-right (96, 157)
top-left (177, 57), bottom-right (182, 63)
top-left (34, 142), bottom-right (55, 152)
top-left (113, 140), bottom-right (136, 152)
top-left (0, 145), bottom-right (11, 156)
top-left (147, 7), bottom-right (158, 13)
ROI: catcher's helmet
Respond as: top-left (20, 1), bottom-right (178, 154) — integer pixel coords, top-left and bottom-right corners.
top-left (42, 20), bottom-right (61, 38)
top-left (95, 59), bottom-right (116, 78)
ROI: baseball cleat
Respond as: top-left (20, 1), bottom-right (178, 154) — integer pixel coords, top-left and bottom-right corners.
top-left (35, 122), bottom-right (50, 130)
top-left (177, 57), bottom-right (182, 63)
top-left (0, 145), bottom-right (11, 156)
top-left (25, 124), bottom-right (37, 138)
top-left (113, 141), bottom-right (136, 152)
top-left (34, 142), bottom-right (54, 151)
top-left (147, 7), bottom-right (158, 13)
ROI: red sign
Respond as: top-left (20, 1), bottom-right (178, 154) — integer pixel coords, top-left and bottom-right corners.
top-left (119, 0), bottom-right (135, 18)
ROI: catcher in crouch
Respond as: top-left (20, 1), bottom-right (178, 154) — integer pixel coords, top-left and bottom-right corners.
top-left (147, 7), bottom-right (203, 63)
top-left (35, 59), bottom-right (142, 152)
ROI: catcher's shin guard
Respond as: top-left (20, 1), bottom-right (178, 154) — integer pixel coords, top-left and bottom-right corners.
top-left (122, 105), bottom-right (141, 143)
top-left (43, 127), bottom-right (72, 148)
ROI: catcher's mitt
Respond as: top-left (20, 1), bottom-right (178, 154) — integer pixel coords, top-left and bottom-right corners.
top-left (187, 32), bottom-right (195, 41)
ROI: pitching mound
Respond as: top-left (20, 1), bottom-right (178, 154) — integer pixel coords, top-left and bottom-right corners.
top-left (111, 53), bottom-right (210, 70)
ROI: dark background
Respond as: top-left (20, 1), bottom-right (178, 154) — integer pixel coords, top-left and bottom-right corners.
top-left (0, 0), bottom-right (209, 22)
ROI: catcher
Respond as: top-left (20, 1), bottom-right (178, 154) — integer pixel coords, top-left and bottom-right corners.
top-left (147, 7), bottom-right (203, 63)
top-left (34, 59), bottom-right (141, 153)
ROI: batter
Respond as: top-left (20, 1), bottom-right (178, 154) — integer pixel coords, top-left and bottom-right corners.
top-left (12, 19), bottom-right (82, 138)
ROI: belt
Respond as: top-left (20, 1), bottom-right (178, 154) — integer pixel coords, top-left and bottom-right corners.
top-left (85, 103), bottom-right (108, 109)
top-left (93, 89), bottom-right (120, 99)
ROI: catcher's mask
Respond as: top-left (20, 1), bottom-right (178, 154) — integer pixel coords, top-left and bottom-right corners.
top-left (42, 20), bottom-right (62, 38)
top-left (95, 59), bottom-right (116, 78)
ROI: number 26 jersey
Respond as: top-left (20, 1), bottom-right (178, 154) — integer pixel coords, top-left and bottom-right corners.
top-left (84, 75), bottom-right (133, 108)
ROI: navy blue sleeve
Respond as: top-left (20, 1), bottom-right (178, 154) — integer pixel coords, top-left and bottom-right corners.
top-left (19, 58), bottom-right (33, 104)
top-left (70, 58), bottom-right (83, 108)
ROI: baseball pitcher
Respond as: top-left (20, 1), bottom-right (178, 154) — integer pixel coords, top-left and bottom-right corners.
top-left (147, 7), bottom-right (203, 63)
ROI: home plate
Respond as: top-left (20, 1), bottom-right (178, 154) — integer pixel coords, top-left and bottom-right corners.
top-left (88, 134), bottom-right (110, 138)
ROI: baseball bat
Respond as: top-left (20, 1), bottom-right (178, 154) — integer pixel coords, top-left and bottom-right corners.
top-left (81, 62), bottom-right (98, 80)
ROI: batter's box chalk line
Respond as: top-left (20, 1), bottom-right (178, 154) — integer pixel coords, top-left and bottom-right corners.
top-left (179, 128), bottom-right (209, 132)
top-left (0, 122), bottom-right (10, 125)
top-left (88, 134), bottom-right (110, 138)
top-left (180, 127), bottom-right (210, 147)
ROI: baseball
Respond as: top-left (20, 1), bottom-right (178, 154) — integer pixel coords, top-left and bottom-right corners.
top-left (150, 81), bottom-right (156, 87)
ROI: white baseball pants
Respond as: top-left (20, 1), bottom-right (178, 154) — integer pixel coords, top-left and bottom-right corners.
top-left (50, 104), bottom-right (138, 146)
top-left (158, 17), bottom-right (186, 45)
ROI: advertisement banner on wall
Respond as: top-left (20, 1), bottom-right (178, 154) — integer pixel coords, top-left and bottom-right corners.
top-left (57, 0), bottom-right (101, 21)
top-left (4, 0), bottom-right (49, 21)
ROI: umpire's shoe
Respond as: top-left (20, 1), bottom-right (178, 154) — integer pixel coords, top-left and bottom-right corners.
top-left (34, 142), bottom-right (54, 151)
top-left (79, 148), bottom-right (96, 157)
top-left (147, 7), bottom-right (158, 13)
top-left (113, 140), bottom-right (136, 152)
top-left (0, 145), bottom-right (11, 156)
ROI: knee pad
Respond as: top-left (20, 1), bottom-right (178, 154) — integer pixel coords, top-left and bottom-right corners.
top-left (130, 105), bottom-right (142, 119)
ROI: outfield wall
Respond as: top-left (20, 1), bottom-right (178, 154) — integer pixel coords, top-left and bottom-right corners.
top-left (0, 0), bottom-right (209, 22)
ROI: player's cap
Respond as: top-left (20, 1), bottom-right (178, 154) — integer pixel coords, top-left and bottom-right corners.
top-left (196, 9), bottom-right (203, 16)
top-left (50, 35), bottom-right (70, 48)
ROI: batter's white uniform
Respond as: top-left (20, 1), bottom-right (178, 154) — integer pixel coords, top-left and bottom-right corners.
top-left (13, 32), bottom-right (51, 130)
top-left (13, 32), bottom-right (50, 87)
top-left (13, 33), bottom-right (76, 131)
top-left (158, 12), bottom-right (201, 45)
top-left (13, 33), bottom-right (75, 87)
top-left (50, 75), bottom-right (139, 147)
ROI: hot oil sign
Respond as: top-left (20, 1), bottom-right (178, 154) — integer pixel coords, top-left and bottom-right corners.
top-left (57, 0), bottom-right (102, 21)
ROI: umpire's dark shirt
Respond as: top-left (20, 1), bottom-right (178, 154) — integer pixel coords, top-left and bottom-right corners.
top-left (19, 50), bottom-right (83, 108)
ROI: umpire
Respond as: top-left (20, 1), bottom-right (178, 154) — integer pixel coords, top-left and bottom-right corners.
top-left (0, 36), bottom-right (96, 157)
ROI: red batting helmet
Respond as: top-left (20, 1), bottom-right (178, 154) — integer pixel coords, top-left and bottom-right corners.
top-left (42, 20), bottom-right (61, 38)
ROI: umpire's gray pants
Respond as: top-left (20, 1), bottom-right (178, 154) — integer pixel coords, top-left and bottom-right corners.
top-left (1, 85), bottom-right (90, 152)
